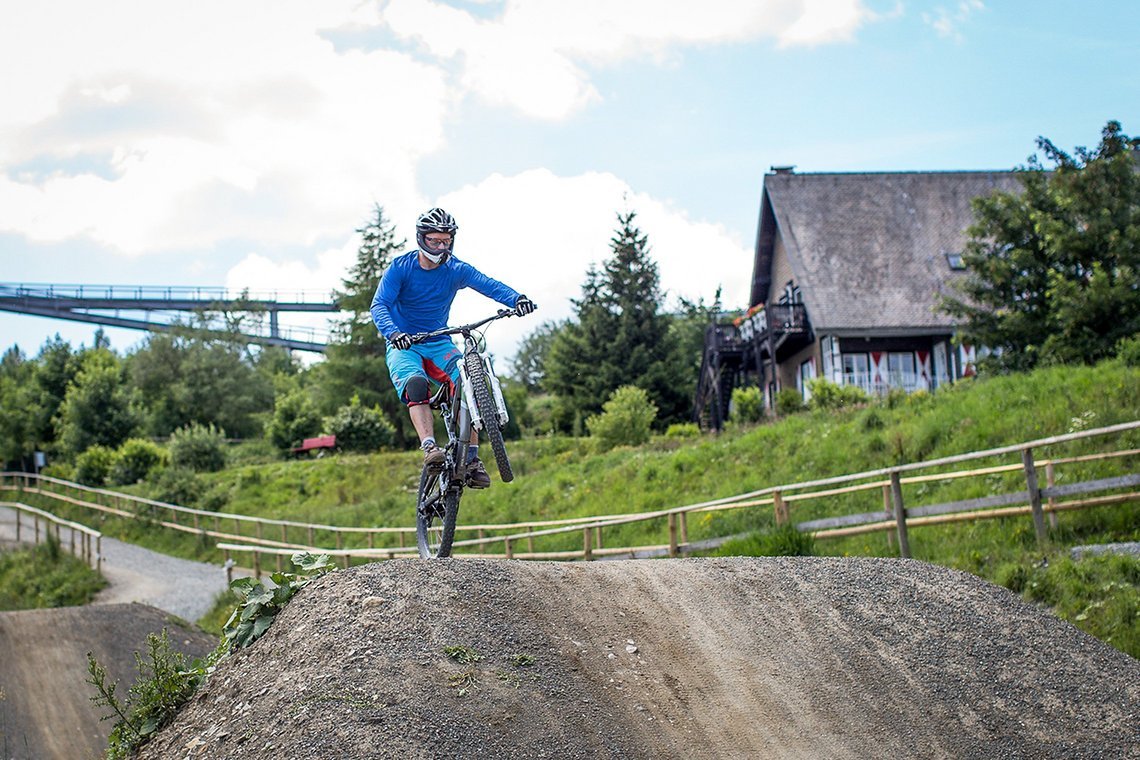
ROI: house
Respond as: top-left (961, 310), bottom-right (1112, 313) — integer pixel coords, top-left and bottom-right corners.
top-left (695, 167), bottom-right (1023, 428)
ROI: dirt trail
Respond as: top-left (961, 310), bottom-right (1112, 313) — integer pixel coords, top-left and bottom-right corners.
top-left (128, 557), bottom-right (1138, 759)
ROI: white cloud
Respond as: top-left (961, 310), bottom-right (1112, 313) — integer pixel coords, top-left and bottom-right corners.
top-left (922, 0), bottom-right (984, 41)
top-left (432, 168), bottom-right (750, 357)
top-left (382, 0), bottom-right (874, 119)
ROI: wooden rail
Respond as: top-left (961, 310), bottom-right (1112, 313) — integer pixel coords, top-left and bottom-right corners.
top-left (0, 501), bottom-right (102, 571)
top-left (4, 420), bottom-right (1139, 566)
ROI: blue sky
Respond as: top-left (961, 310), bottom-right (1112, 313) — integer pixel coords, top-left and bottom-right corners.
top-left (1, 0), bottom-right (1136, 362)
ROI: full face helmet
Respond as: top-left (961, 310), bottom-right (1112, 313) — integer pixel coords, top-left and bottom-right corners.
top-left (416, 207), bottom-right (458, 264)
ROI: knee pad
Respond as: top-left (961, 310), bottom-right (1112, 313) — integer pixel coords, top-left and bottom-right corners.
top-left (404, 375), bottom-right (430, 406)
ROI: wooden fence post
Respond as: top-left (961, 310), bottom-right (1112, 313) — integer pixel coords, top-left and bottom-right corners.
top-left (504, 537), bottom-right (513, 559)
top-left (595, 525), bottom-right (603, 550)
top-left (680, 512), bottom-right (689, 555)
top-left (883, 484), bottom-right (895, 551)
top-left (583, 528), bottom-right (593, 561)
top-left (1045, 461), bottom-right (1058, 529)
top-left (1022, 448), bottom-right (1048, 544)
top-left (773, 490), bottom-right (786, 526)
top-left (668, 513), bottom-right (678, 558)
top-left (890, 471), bottom-right (910, 559)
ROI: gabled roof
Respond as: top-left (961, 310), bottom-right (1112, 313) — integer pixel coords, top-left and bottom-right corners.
top-left (751, 170), bottom-right (1024, 334)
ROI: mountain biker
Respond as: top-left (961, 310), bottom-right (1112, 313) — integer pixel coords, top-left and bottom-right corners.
top-left (370, 207), bottom-right (536, 488)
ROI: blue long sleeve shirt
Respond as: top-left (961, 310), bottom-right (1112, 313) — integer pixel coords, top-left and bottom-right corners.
top-left (370, 251), bottom-right (521, 342)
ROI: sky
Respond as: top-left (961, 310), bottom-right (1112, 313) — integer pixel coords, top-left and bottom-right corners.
top-left (1, 0), bottom-right (1136, 365)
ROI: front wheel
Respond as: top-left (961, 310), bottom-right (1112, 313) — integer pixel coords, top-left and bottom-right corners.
top-left (416, 467), bottom-right (460, 558)
top-left (466, 353), bottom-right (513, 483)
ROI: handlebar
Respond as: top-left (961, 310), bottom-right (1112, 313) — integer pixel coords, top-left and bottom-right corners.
top-left (410, 308), bottom-right (519, 345)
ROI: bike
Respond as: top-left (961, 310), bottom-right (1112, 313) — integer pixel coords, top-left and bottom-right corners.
top-left (411, 309), bottom-right (520, 559)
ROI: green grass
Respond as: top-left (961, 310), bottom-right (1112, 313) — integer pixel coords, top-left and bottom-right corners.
top-left (15, 359), bottom-right (1140, 654)
top-left (0, 535), bottom-right (107, 610)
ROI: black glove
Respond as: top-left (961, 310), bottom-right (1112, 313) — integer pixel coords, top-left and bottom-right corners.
top-left (514, 295), bottom-right (536, 316)
top-left (389, 331), bottom-right (413, 350)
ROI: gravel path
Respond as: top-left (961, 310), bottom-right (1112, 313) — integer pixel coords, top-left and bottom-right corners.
top-left (0, 505), bottom-right (228, 622)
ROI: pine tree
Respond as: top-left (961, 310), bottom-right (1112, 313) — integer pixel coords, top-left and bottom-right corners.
top-left (332, 203), bottom-right (406, 348)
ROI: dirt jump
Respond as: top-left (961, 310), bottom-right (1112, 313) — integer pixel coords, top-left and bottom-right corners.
top-left (111, 556), bottom-right (1139, 759)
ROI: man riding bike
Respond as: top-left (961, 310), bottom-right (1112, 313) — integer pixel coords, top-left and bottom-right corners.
top-left (370, 207), bottom-right (535, 488)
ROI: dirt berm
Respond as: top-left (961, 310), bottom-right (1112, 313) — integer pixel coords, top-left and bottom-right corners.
top-left (0, 603), bottom-right (217, 760)
top-left (126, 556), bottom-right (1137, 759)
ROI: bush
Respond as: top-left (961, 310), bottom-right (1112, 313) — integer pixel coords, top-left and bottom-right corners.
top-left (169, 423), bottom-right (227, 473)
top-left (717, 524), bottom-right (815, 557)
top-left (325, 396), bottom-right (395, 453)
top-left (730, 386), bottom-right (764, 423)
top-left (586, 385), bottom-right (658, 451)
top-left (775, 388), bottom-right (805, 416)
top-left (109, 439), bottom-right (167, 486)
top-left (74, 445), bottom-right (116, 487)
top-left (665, 422), bottom-right (701, 438)
top-left (147, 467), bottom-right (205, 507)
top-left (807, 378), bottom-right (868, 411)
top-left (1115, 334), bottom-right (1140, 367)
top-left (266, 390), bottom-right (323, 453)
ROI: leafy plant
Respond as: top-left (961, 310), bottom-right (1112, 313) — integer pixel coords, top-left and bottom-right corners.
top-left (731, 386), bottom-right (765, 422)
top-left (774, 388), bottom-right (805, 417)
top-left (717, 524), bottom-right (815, 557)
top-left (807, 378), bottom-right (868, 411)
top-left (443, 645), bottom-right (484, 665)
top-left (326, 395), bottom-right (395, 453)
top-left (169, 422), bottom-right (228, 472)
top-left (586, 385), bottom-right (658, 451)
top-left (222, 552), bottom-right (334, 650)
top-left (266, 389), bottom-right (323, 453)
top-left (86, 629), bottom-right (219, 760)
top-left (74, 444), bottom-right (116, 487)
top-left (109, 438), bottom-right (167, 486)
top-left (664, 422), bottom-right (701, 439)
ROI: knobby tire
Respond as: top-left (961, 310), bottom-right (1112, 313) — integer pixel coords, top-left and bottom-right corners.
top-left (465, 352), bottom-right (513, 483)
top-left (416, 466), bottom-right (459, 558)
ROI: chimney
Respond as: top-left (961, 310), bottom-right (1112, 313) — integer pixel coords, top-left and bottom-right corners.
top-left (770, 165), bottom-right (796, 175)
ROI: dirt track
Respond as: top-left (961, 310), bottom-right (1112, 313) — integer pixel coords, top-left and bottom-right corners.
top-left (128, 557), bottom-right (1138, 759)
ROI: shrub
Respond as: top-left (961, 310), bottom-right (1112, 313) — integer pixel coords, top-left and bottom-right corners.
top-left (147, 467), bottom-right (205, 507)
top-left (266, 390), bottom-right (323, 453)
top-left (1116, 334), bottom-right (1140, 367)
top-left (775, 388), bottom-right (805, 416)
top-left (74, 445), bottom-right (116, 487)
top-left (586, 385), bottom-right (658, 451)
top-left (326, 396), bottom-right (395, 453)
top-left (109, 439), bottom-right (167, 486)
top-left (717, 524), bottom-right (815, 557)
top-left (169, 423), bottom-right (227, 473)
top-left (807, 378), bottom-right (868, 411)
top-left (730, 386), bottom-right (764, 423)
top-left (665, 422), bottom-right (701, 438)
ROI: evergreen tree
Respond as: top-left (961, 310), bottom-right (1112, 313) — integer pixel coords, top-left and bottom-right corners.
top-left (317, 204), bottom-right (413, 445)
top-left (942, 120), bottom-right (1140, 370)
top-left (546, 211), bottom-right (689, 430)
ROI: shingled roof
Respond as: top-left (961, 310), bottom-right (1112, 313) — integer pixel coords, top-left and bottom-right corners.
top-left (751, 171), bottom-right (1024, 334)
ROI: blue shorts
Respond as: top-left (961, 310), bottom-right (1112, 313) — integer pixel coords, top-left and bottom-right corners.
top-left (386, 339), bottom-right (462, 406)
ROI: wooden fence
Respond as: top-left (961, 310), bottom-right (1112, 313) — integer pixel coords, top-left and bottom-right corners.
top-left (3, 419), bottom-right (1139, 574)
top-left (0, 500), bottom-right (102, 570)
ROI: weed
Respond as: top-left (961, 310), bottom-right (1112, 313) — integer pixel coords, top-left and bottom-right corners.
top-left (511, 653), bottom-right (536, 667)
top-left (223, 552), bottom-right (334, 650)
top-left (443, 645), bottom-right (484, 665)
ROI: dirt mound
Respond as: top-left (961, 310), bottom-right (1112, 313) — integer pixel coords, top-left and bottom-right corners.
top-left (130, 557), bottom-right (1138, 759)
top-left (0, 603), bottom-right (217, 760)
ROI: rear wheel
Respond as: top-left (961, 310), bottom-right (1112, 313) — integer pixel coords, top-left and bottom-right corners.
top-left (466, 353), bottom-right (513, 483)
top-left (416, 467), bottom-right (460, 558)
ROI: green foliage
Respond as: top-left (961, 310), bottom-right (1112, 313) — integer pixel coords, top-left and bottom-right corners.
top-left (74, 444), bottom-right (116, 487)
top-left (942, 120), bottom-right (1140, 371)
top-left (545, 211), bottom-right (692, 429)
top-left (443, 645), bottom-right (484, 665)
top-left (731, 386), bottom-right (765, 422)
top-left (1115, 334), bottom-right (1140, 367)
top-left (775, 388), bottom-right (806, 417)
top-left (56, 349), bottom-right (139, 457)
top-left (510, 319), bottom-right (565, 390)
top-left (109, 438), bottom-right (167, 486)
top-left (86, 629), bottom-right (217, 760)
top-left (331, 204), bottom-right (404, 346)
top-left (807, 378), bottom-right (868, 410)
top-left (266, 389), bottom-right (323, 453)
top-left (222, 552), bottom-right (334, 650)
top-left (585, 385), bottom-right (658, 451)
top-left (998, 554), bottom-right (1140, 659)
top-left (717, 524), bottom-right (816, 557)
top-left (665, 422), bottom-right (701, 439)
top-left (325, 395), bottom-right (395, 453)
top-left (169, 422), bottom-right (227, 473)
top-left (0, 536), bottom-right (107, 609)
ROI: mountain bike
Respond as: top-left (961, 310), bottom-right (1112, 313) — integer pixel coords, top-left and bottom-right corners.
top-left (411, 309), bottom-right (521, 559)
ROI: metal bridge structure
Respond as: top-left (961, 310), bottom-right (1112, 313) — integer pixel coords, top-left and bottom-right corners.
top-left (0, 282), bottom-right (340, 353)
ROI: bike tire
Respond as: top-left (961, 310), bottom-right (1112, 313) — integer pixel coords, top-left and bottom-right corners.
top-left (465, 352), bottom-right (513, 483)
top-left (415, 466), bottom-right (460, 558)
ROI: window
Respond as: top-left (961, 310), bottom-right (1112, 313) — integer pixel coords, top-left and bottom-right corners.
top-left (887, 352), bottom-right (916, 390)
top-left (842, 353), bottom-right (870, 393)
